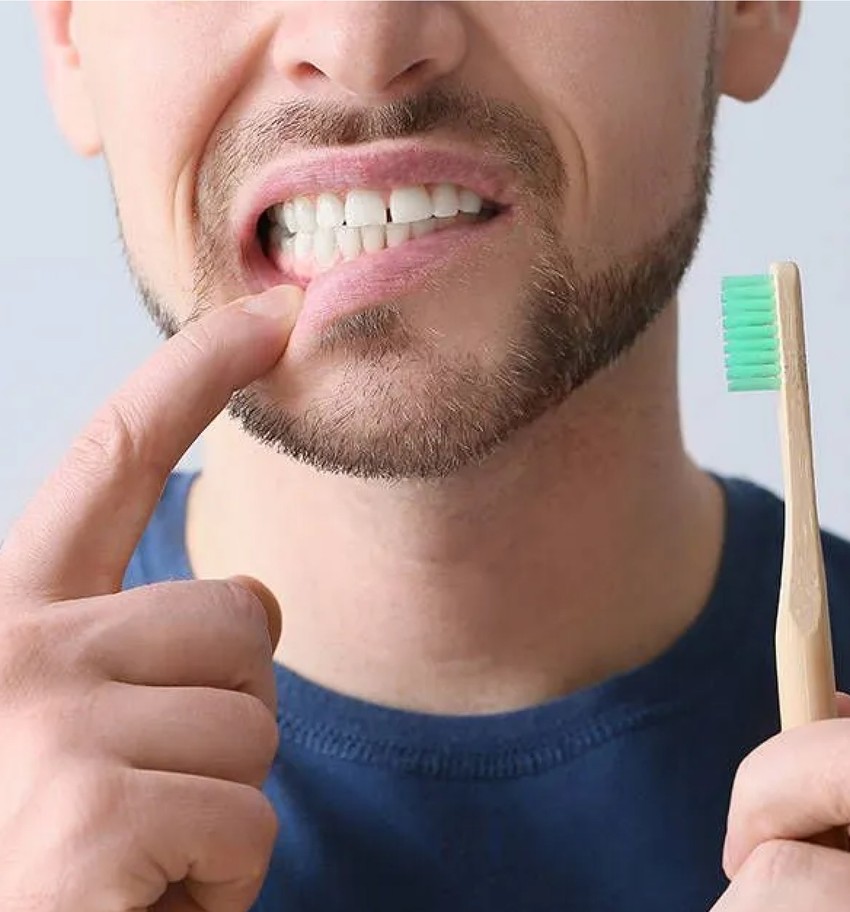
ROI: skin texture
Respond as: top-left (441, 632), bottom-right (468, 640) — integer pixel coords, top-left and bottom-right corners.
top-left (10, 1), bottom-right (846, 910)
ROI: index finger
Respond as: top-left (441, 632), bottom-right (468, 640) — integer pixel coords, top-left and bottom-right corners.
top-left (723, 706), bottom-right (850, 877)
top-left (2, 285), bottom-right (302, 600)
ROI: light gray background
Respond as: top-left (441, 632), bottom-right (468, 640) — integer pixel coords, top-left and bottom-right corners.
top-left (1, 3), bottom-right (848, 538)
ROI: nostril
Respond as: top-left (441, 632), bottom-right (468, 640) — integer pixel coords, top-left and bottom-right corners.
top-left (291, 60), bottom-right (326, 83)
top-left (402, 58), bottom-right (429, 79)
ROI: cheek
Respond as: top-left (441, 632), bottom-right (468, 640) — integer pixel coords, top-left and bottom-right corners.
top-left (76, 5), bottom-right (263, 304)
top-left (502, 9), bottom-right (711, 259)
top-left (580, 61), bottom-right (707, 244)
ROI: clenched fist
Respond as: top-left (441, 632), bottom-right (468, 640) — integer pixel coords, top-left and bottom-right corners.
top-left (0, 286), bottom-right (301, 912)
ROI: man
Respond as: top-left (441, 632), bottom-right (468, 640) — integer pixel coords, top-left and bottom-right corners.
top-left (2, 1), bottom-right (848, 909)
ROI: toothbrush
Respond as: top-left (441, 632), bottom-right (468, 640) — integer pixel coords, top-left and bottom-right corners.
top-left (722, 262), bottom-right (847, 850)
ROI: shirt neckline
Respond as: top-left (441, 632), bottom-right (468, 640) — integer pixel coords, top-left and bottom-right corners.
top-left (143, 470), bottom-right (781, 778)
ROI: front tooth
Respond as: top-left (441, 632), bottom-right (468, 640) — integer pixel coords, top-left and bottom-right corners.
top-left (336, 226), bottom-right (362, 260)
top-left (345, 190), bottom-right (387, 228)
top-left (431, 184), bottom-right (460, 218)
top-left (361, 225), bottom-right (386, 253)
top-left (316, 193), bottom-right (345, 228)
top-left (313, 228), bottom-right (337, 267)
top-left (458, 189), bottom-right (483, 214)
top-left (411, 218), bottom-right (437, 238)
top-left (283, 202), bottom-right (296, 232)
top-left (386, 223), bottom-right (411, 247)
top-left (293, 196), bottom-right (317, 231)
top-left (294, 231), bottom-right (313, 261)
top-left (389, 186), bottom-right (433, 224)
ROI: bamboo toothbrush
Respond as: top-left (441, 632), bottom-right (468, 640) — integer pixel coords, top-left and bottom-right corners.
top-left (722, 262), bottom-right (846, 850)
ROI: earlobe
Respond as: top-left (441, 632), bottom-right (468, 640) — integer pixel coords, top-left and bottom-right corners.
top-left (718, 1), bottom-right (801, 102)
top-left (31, 0), bottom-right (102, 156)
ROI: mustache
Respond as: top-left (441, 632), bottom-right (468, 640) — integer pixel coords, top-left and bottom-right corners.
top-left (190, 86), bottom-right (566, 315)
top-left (197, 86), bottom-right (565, 218)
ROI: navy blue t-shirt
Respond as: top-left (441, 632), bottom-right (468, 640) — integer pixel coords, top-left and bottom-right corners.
top-left (123, 471), bottom-right (850, 912)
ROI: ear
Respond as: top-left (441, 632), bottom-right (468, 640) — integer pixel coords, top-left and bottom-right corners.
top-left (718, 1), bottom-right (801, 102)
top-left (31, 0), bottom-right (101, 155)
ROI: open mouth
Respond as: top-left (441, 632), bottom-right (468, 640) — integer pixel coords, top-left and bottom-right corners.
top-left (256, 183), bottom-right (504, 282)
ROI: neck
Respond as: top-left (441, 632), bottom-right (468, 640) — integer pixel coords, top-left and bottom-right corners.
top-left (186, 304), bottom-right (724, 714)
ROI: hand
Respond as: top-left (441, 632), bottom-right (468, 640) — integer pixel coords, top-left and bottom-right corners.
top-left (0, 286), bottom-right (302, 912)
top-left (713, 694), bottom-right (850, 909)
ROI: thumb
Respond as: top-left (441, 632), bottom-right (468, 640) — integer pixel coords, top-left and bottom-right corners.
top-left (228, 574), bottom-right (282, 651)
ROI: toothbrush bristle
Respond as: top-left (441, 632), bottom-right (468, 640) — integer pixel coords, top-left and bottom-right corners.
top-left (721, 274), bottom-right (780, 392)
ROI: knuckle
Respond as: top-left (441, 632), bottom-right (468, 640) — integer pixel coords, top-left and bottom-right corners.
top-left (225, 785), bottom-right (279, 869)
top-left (728, 746), bottom-right (772, 832)
top-left (59, 765), bottom-right (129, 839)
top-left (41, 761), bottom-right (116, 830)
top-left (0, 550), bottom-right (25, 600)
top-left (0, 615), bottom-right (51, 696)
top-left (174, 318), bottom-right (219, 363)
top-left (745, 839), bottom-right (812, 887)
top-left (241, 696), bottom-right (280, 768)
top-left (0, 613), bottom-right (97, 751)
top-left (73, 400), bottom-right (141, 471)
top-left (215, 692), bottom-right (279, 784)
top-left (731, 745), bottom-right (763, 797)
top-left (20, 698), bottom-right (85, 766)
top-left (816, 723), bottom-right (850, 822)
top-left (88, 768), bottom-right (129, 821)
top-left (71, 398), bottom-right (171, 483)
top-left (248, 790), bottom-right (280, 854)
top-left (220, 581), bottom-right (271, 649)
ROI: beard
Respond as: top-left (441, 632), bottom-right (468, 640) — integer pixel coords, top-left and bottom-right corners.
top-left (124, 70), bottom-right (715, 482)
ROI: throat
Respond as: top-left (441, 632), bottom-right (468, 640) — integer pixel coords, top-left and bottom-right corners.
top-left (186, 447), bottom-right (726, 716)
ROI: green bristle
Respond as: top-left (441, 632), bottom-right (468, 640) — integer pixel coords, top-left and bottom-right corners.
top-left (721, 274), bottom-right (781, 392)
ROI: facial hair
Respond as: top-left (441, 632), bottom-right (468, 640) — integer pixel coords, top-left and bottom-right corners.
top-left (125, 68), bottom-right (715, 482)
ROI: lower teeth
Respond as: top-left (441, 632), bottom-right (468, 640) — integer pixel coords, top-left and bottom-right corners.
top-left (263, 212), bottom-right (483, 275)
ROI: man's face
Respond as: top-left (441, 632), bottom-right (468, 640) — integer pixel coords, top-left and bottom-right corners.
top-left (42, 2), bottom-right (795, 480)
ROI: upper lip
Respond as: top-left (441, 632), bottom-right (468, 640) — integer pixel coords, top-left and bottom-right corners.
top-left (233, 138), bottom-right (517, 265)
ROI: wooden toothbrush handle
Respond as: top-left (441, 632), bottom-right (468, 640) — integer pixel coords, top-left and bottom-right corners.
top-left (773, 262), bottom-right (837, 728)
top-left (772, 263), bottom-right (846, 851)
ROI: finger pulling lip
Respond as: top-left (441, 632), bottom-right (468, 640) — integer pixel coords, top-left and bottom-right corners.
top-left (229, 140), bottom-right (518, 348)
top-left (254, 205), bottom-right (513, 353)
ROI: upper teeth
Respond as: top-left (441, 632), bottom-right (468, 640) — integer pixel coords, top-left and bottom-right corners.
top-left (270, 184), bottom-right (484, 235)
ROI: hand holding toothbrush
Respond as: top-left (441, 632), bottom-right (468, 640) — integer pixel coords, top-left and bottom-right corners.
top-left (714, 263), bottom-right (849, 908)
top-left (715, 695), bottom-right (850, 908)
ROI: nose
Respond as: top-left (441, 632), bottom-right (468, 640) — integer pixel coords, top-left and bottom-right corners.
top-left (271, 1), bottom-right (467, 101)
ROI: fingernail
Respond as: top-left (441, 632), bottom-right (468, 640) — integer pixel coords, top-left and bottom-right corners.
top-left (228, 573), bottom-right (283, 650)
top-left (241, 285), bottom-right (303, 319)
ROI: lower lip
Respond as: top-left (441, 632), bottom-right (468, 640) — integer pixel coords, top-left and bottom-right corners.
top-left (255, 212), bottom-right (511, 347)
